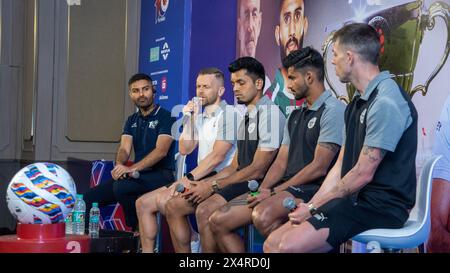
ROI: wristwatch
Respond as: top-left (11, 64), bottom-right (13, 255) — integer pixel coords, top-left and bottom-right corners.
top-left (186, 172), bottom-right (195, 181)
top-left (308, 203), bottom-right (318, 216)
top-left (211, 180), bottom-right (220, 193)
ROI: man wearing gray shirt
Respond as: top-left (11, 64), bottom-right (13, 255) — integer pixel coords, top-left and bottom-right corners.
top-left (264, 23), bottom-right (418, 253)
top-left (208, 47), bottom-right (344, 252)
top-left (166, 57), bottom-right (285, 253)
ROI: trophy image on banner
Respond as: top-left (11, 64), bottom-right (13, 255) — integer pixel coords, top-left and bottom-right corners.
top-left (322, 0), bottom-right (450, 103)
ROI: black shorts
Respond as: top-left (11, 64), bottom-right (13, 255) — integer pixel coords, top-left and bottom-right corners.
top-left (306, 196), bottom-right (406, 249)
top-left (284, 183), bottom-right (320, 202)
top-left (216, 181), bottom-right (251, 202)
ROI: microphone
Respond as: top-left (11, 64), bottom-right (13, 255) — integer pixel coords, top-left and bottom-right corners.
top-left (282, 197), bottom-right (297, 211)
top-left (129, 171), bottom-right (140, 179)
top-left (175, 183), bottom-right (188, 193)
top-left (248, 180), bottom-right (260, 197)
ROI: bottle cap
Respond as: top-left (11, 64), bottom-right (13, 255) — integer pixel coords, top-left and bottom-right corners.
top-left (92, 202), bottom-right (98, 207)
top-left (76, 194), bottom-right (83, 199)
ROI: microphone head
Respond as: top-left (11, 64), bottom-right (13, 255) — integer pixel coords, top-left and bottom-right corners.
top-left (248, 180), bottom-right (259, 192)
top-left (282, 197), bottom-right (297, 211)
top-left (175, 183), bottom-right (185, 193)
top-left (130, 171), bottom-right (140, 179)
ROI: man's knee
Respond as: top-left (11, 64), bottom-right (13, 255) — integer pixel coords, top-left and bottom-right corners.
top-left (252, 205), bottom-right (273, 234)
top-left (196, 201), bottom-right (214, 224)
top-left (263, 235), bottom-right (278, 253)
top-left (208, 211), bottom-right (227, 234)
top-left (165, 198), bottom-right (183, 217)
top-left (136, 195), bottom-right (154, 214)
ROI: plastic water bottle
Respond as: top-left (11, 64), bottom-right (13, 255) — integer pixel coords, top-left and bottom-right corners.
top-left (65, 211), bottom-right (73, 235)
top-left (72, 194), bottom-right (86, 235)
top-left (88, 202), bottom-right (100, 238)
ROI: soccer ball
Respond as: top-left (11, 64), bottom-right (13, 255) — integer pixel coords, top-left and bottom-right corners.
top-left (6, 163), bottom-right (77, 224)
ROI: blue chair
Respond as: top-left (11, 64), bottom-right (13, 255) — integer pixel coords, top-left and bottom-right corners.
top-left (352, 155), bottom-right (442, 252)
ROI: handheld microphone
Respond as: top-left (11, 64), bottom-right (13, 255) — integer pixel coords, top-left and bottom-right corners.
top-left (129, 171), bottom-right (140, 179)
top-left (282, 197), bottom-right (297, 211)
top-left (248, 180), bottom-right (260, 197)
top-left (175, 183), bottom-right (188, 193)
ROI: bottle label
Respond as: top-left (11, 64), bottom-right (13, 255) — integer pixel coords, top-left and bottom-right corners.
top-left (65, 213), bottom-right (72, 222)
top-left (90, 215), bottom-right (99, 224)
top-left (73, 211), bottom-right (85, 223)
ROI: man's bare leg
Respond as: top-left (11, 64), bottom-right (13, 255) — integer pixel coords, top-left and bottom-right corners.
top-left (264, 221), bottom-right (333, 253)
top-left (136, 185), bottom-right (175, 253)
top-left (252, 191), bottom-right (302, 237)
top-left (209, 194), bottom-right (252, 253)
top-left (195, 194), bottom-right (228, 253)
top-left (165, 196), bottom-right (197, 253)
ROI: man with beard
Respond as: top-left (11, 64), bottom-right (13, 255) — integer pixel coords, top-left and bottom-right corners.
top-left (165, 57), bottom-right (285, 252)
top-left (135, 68), bottom-right (240, 253)
top-left (83, 73), bottom-right (176, 232)
top-left (266, 0), bottom-right (309, 117)
top-left (208, 47), bottom-right (345, 252)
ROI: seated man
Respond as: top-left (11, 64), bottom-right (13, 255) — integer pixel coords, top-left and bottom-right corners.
top-left (264, 23), bottom-right (418, 252)
top-left (208, 47), bottom-right (345, 252)
top-left (135, 68), bottom-right (240, 253)
top-left (426, 95), bottom-right (450, 252)
top-left (164, 57), bottom-right (285, 253)
top-left (83, 73), bottom-right (176, 232)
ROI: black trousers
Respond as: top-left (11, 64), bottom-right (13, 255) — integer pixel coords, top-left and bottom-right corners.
top-left (83, 169), bottom-right (174, 231)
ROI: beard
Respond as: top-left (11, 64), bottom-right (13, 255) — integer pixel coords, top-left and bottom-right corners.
top-left (280, 36), bottom-right (303, 60)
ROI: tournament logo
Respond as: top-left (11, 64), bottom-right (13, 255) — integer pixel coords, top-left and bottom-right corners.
top-left (360, 109), bottom-right (367, 124)
top-left (308, 117), bottom-right (317, 129)
top-left (155, 0), bottom-right (169, 24)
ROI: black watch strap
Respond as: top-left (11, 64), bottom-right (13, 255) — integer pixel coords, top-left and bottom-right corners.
top-left (186, 172), bottom-right (195, 181)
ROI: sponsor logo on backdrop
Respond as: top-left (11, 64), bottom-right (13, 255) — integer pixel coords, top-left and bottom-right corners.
top-left (161, 77), bottom-right (167, 93)
top-left (155, 0), bottom-right (169, 24)
top-left (161, 42), bottom-right (170, 60)
top-left (150, 47), bottom-right (160, 62)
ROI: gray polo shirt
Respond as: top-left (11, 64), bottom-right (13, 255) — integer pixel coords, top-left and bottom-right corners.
top-left (240, 95), bottom-right (286, 150)
top-left (282, 90), bottom-right (345, 146)
top-left (353, 71), bottom-right (413, 152)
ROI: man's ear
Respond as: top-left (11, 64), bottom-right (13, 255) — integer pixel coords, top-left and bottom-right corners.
top-left (275, 25), bottom-right (280, 46)
top-left (218, 86), bottom-right (225, 97)
top-left (255, 78), bottom-right (264, 90)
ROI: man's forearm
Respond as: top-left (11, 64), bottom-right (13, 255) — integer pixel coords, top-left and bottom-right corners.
top-left (115, 148), bottom-right (130, 165)
top-left (311, 162), bottom-right (370, 208)
top-left (260, 160), bottom-right (286, 189)
top-left (217, 164), bottom-right (266, 189)
top-left (132, 148), bottom-right (167, 171)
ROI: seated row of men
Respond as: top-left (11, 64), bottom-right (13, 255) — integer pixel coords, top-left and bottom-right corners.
top-left (83, 23), bottom-right (418, 253)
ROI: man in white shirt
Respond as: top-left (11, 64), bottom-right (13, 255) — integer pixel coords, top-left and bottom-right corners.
top-left (135, 68), bottom-right (240, 253)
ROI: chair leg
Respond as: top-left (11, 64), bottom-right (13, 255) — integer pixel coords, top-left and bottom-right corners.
top-left (244, 225), bottom-right (255, 253)
top-left (154, 212), bottom-right (162, 253)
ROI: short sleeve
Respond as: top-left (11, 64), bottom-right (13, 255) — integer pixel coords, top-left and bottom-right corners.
top-left (318, 100), bottom-right (345, 146)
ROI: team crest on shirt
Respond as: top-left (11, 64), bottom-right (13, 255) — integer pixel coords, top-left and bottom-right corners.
top-left (131, 122), bottom-right (137, 128)
top-left (148, 120), bottom-right (159, 129)
top-left (307, 117), bottom-right (317, 129)
top-left (248, 123), bottom-right (256, 134)
top-left (360, 109), bottom-right (367, 124)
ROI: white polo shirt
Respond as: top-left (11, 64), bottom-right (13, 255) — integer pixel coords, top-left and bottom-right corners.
top-left (196, 100), bottom-right (241, 172)
top-left (433, 96), bottom-right (450, 182)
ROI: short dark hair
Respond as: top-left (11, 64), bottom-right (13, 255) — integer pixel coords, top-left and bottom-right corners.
top-left (332, 23), bottom-right (380, 65)
top-left (282, 46), bottom-right (325, 82)
top-left (197, 67), bottom-right (225, 86)
top-left (128, 73), bottom-right (153, 87)
top-left (228, 57), bottom-right (265, 89)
